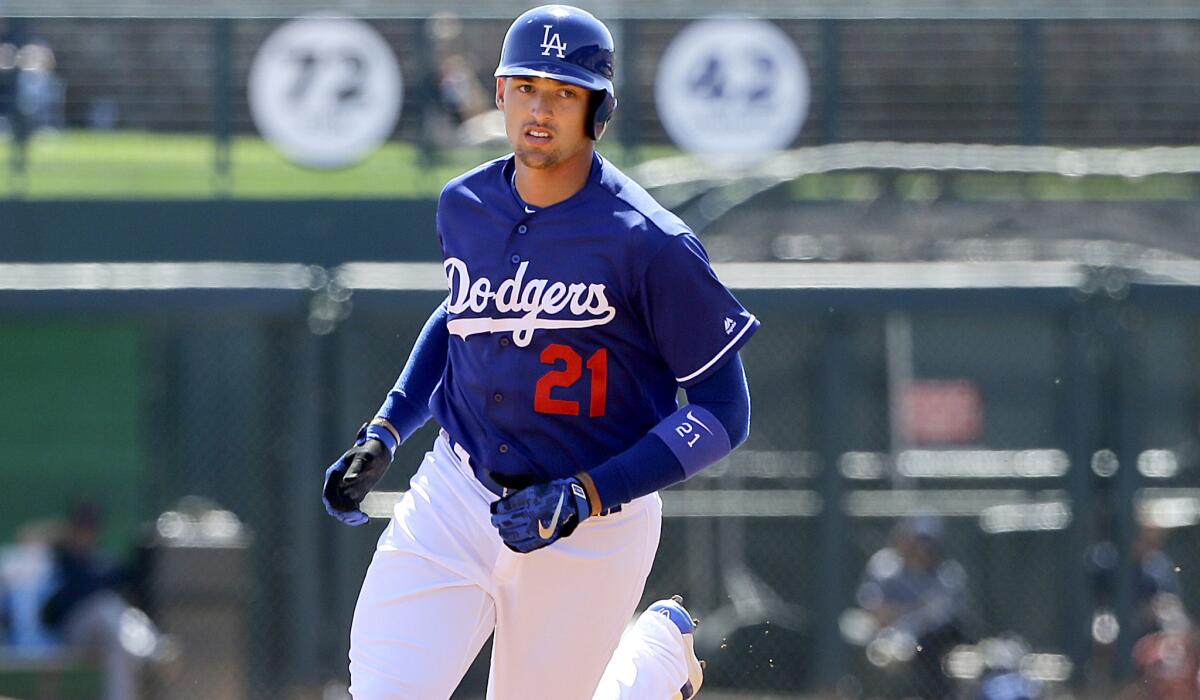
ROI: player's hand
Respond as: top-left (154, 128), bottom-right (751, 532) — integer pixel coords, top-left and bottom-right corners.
top-left (489, 476), bottom-right (593, 553)
top-left (322, 437), bottom-right (393, 526)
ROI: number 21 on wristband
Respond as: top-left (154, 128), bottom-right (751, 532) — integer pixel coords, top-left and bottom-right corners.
top-left (534, 343), bottom-right (607, 417)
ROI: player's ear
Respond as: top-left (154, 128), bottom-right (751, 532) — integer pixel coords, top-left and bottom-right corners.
top-left (495, 78), bottom-right (506, 110)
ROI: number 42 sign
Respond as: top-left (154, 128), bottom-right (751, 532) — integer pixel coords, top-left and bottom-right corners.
top-left (655, 17), bottom-right (810, 165)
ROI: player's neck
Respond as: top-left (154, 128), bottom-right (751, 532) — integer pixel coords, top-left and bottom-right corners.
top-left (513, 147), bottom-right (594, 208)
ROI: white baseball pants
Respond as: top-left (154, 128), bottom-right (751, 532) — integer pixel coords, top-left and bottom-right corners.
top-left (348, 433), bottom-right (671, 700)
top-left (593, 607), bottom-right (693, 700)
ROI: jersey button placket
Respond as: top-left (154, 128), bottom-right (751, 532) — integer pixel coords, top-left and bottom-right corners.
top-left (517, 224), bottom-right (528, 235)
top-left (510, 254), bottom-right (521, 264)
top-left (493, 392), bottom-right (504, 403)
top-left (498, 444), bottom-right (509, 454)
top-left (499, 337), bottom-right (511, 347)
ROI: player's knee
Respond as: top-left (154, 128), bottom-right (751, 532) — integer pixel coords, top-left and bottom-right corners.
top-left (349, 656), bottom-right (460, 700)
top-left (348, 673), bottom-right (431, 700)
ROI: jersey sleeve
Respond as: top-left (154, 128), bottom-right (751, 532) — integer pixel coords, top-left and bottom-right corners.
top-left (638, 233), bottom-right (759, 387)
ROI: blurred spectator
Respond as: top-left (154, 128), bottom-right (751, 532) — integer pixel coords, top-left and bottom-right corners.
top-left (1088, 523), bottom-right (1184, 643)
top-left (854, 514), bottom-right (969, 699)
top-left (1120, 526), bottom-right (1198, 700)
top-left (436, 52), bottom-right (503, 147)
top-left (88, 97), bottom-right (120, 130)
top-left (436, 52), bottom-right (488, 126)
top-left (421, 12), bottom-right (502, 150)
top-left (972, 635), bottom-right (1044, 700)
top-left (0, 519), bottom-right (63, 650)
top-left (0, 20), bottom-right (16, 132)
top-left (426, 12), bottom-right (486, 125)
top-left (0, 21), bottom-right (64, 135)
top-left (1125, 625), bottom-right (1200, 700)
top-left (1086, 521), bottom-right (1195, 697)
top-left (1131, 524), bottom-right (1183, 639)
top-left (976, 669), bottom-right (1043, 700)
top-left (16, 39), bottom-right (65, 132)
top-left (40, 499), bottom-right (169, 700)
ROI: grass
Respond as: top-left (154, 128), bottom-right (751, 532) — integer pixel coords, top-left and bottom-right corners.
top-left (0, 130), bottom-right (1196, 201)
top-left (0, 130), bottom-right (677, 199)
top-left (0, 130), bottom-right (511, 198)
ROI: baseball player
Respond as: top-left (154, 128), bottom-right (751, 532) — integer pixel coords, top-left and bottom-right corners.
top-left (322, 5), bottom-right (757, 698)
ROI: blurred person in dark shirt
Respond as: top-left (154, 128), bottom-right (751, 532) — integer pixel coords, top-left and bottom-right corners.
top-left (1126, 628), bottom-right (1200, 700)
top-left (0, 20), bottom-right (16, 132)
top-left (1132, 524), bottom-right (1183, 639)
top-left (1088, 522), bottom-right (1186, 649)
top-left (41, 500), bottom-right (165, 700)
top-left (436, 52), bottom-right (488, 126)
top-left (0, 24), bottom-right (64, 134)
top-left (855, 514), bottom-right (969, 699)
top-left (1119, 526), bottom-right (1198, 700)
top-left (15, 39), bottom-right (65, 132)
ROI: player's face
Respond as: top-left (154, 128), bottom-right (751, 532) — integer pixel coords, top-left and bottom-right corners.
top-left (497, 76), bottom-right (592, 171)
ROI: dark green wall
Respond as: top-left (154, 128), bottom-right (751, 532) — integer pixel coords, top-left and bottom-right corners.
top-left (0, 321), bottom-right (147, 550)
top-left (0, 199), bottom-right (440, 265)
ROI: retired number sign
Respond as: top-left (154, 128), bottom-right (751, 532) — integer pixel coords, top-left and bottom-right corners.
top-left (249, 16), bottom-right (403, 169)
top-left (655, 17), bottom-right (810, 165)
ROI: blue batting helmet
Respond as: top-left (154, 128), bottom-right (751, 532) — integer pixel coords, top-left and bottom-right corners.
top-left (494, 5), bottom-right (617, 140)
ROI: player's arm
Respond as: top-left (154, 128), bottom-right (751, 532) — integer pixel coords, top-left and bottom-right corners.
top-left (490, 354), bottom-right (749, 552)
top-left (322, 302), bottom-right (449, 525)
top-left (579, 232), bottom-right (757, 508)
top-left (584, 352), bottom-right (749, 509)
top-left (372, 301), bottom-right (450, 445)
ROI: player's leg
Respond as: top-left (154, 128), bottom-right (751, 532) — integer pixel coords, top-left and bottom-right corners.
top-left (348, 436), bottom-right (501, 699)
top-left (349, 551), bottom-right (495, 698)
top-left (485, 494), bottom-right (663, 700)
top-left (592, 596), bottom-right (705, 700)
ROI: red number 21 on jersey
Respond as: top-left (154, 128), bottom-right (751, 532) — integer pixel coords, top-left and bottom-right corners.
top-left (534, 343), bottom-right (608, 417)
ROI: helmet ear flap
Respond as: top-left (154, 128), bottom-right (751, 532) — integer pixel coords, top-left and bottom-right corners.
top-left (588, 90), bottom-right (617, 141)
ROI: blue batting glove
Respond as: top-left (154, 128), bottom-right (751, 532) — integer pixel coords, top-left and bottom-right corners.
top-left (489, 476), bottom-right (593, 553)
top-left (323, 457), bottom-right (371, 526)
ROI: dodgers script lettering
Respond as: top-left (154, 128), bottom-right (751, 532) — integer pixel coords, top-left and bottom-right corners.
top-left (444, 257), bottom-right (617, 346)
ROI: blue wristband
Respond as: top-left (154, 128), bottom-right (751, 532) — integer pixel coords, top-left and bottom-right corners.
top-left (363, 423), bottom-right (399, 457)
top-left (649, 404), bottom-right (732, 478)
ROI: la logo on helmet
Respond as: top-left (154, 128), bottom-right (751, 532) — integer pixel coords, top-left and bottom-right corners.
top-left (540, 25), bottom-right (567, 58)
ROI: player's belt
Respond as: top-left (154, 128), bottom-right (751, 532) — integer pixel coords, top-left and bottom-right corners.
top-left (440, 428), bottom-right (507, 497)
top-left (439, 428), bottom-right (620, 516)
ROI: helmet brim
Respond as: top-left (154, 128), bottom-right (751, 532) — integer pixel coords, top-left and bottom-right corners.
top-left (494, 63), bottom-right (613, 94)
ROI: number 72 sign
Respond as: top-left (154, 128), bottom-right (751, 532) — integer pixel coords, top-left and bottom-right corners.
top-left (249, 16), bottom-right (403, 169)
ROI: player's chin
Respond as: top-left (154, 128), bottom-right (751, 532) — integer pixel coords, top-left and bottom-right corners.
top-left (515, 147), bottom-right (560, 170)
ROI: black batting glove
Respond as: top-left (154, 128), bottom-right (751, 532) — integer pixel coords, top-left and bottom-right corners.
top-left (322, 422), bottom-right (398, 526)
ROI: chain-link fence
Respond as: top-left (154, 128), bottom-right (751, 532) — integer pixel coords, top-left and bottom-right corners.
top-left (3, 261), bottom-right (1200, 698)
top-left (1, 13), bottom-right (1199, 196)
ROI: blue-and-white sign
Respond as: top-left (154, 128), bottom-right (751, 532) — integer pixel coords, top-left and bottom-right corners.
top-left (656, 17), bottom-right (810, 164)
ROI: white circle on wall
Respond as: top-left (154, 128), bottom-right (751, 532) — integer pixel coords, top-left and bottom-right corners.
top-left (655, 17), bottom-right (810, 164)
top-left (249, 15), bottom-right (403, 169)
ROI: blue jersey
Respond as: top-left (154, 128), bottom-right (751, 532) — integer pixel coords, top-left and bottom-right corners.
top-left (431, 153), bottom-right (758, 482)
